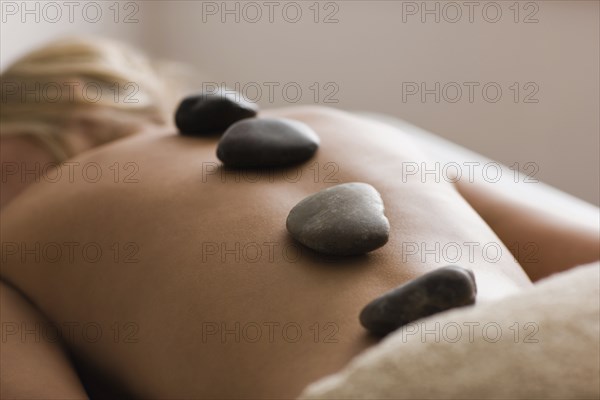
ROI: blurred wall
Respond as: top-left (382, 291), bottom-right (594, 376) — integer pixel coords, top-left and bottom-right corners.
top-left (0, 1), bottom-right (150, 67)
top-left (1, 1), bottom-right (598, 205)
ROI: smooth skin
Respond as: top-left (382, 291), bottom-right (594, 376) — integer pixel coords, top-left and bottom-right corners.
top-left (1, 106), bottom-right (597, 398)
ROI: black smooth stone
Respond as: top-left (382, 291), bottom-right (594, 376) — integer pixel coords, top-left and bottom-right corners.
top-left (216, 118), bottom-right (320, 168)
top-left (175, 90), bottom-right (258, 135)
top-left (286, 183), bottom-right (390, 256)
top-left (359, 265), bottom-right (477, 336)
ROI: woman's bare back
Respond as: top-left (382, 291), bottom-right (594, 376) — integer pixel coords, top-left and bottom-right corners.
top-left (0, 106), bottom-right (531, 399)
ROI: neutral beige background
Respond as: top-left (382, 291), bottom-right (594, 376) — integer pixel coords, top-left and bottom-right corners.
top-left (1, 1), bottom-right (598, 205)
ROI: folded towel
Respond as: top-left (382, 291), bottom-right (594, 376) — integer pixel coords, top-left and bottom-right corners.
top-left (300, 263), bottom-right (600, 399)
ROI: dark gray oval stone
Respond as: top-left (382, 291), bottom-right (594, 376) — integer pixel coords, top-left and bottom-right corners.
top-left (359, 265), bottom-right (477, 336)
top-left (216, 118), bottom-right (320, 168)
top-left (286, 183), bottom-right (390, 256)
top-left (175, 90), bottom-right (258, 136)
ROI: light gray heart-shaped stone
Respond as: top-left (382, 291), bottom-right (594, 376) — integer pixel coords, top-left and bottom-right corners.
top-left (359, 265), bottom-right (477, 336)
top-left (216, 118), bottom-right (319, 167)
top-left (286, 183), bottom-right (390, 256)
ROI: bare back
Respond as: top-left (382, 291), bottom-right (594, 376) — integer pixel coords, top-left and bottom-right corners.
top-left (0, 106), bottom-right (531, 399)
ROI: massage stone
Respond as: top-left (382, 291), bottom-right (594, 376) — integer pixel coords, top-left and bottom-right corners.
top-left (359, 265), bottom-right (477, 336)
top-left (286, 183), bottom-right (390, 256)
top-left (175, 90), bottom-right (258, 135)
top-left (216, 118), bottom-right (320, 167)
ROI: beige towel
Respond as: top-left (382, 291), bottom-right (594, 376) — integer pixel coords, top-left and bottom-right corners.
top-left (300, 264), bottom-right (600, 399)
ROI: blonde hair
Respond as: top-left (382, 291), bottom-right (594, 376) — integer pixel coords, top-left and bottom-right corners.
top-left (0, 36), bottom-right (190, 161)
